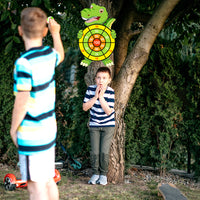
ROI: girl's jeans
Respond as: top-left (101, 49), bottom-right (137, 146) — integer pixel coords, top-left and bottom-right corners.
top-left (89, 126), bottom-right (115, 176)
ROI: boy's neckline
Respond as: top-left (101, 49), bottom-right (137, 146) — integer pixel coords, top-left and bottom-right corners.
top-left (20, 46), bottom-right (46, 56)
top-left (25, 45), bottom-right (45, 52)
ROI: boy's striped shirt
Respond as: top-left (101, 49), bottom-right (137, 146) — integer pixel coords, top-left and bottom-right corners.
top-left (14, 46), bottom-right (61, 155)
top-left (83, 85), bottom-right (115, 127)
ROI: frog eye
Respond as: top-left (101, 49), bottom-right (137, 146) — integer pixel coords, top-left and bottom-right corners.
top-left (99, 8), bottom-right (104, 13)
top-left (90, 5), bottom-right (93, 9)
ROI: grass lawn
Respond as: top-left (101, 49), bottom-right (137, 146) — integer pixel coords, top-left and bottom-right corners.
top-left (0, 164), bottom-right (199, 200)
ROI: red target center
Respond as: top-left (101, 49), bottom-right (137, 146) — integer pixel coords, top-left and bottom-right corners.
top-left (93, 38), bottom-right (101, 47)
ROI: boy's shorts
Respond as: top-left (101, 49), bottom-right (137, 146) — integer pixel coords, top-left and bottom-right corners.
top-left (19, 146), bottom-right (55, 182)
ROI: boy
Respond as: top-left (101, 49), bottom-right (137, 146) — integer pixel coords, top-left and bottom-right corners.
top-left (10, 7), bottom-right (64, 200)
top-left (83, 67), bottom-right (115, 185)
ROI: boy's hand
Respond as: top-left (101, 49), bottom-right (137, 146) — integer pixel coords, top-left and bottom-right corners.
top-left (48, 18), bottom-right (65, 63)
top-left (95, 85), bottom-right (100, 99)
top-left (48, 18), bottom-right (61, 36)
top-left (10, 130), bottom-right (18, 148)
top-left (98, 85), bottom-right (106, 99)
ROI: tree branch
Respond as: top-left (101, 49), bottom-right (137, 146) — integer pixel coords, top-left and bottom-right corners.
top-left (113, 0), bottom-right (181, 104)
top-left (114, 1), bottom-right (151, 75)
top-left (128, 29), bottom-right (143, 38)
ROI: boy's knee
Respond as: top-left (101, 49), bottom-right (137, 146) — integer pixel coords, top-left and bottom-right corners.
top-left (28, 181), bottom-right (47, 200)
top-left (100, 153), bottom-right (109, 163)
top-left (47, 178), bottom-right (56, 188)
top-left (47, 178), bottom-right (59, 200)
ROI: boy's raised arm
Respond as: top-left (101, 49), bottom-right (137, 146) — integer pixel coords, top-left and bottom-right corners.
top-left (48, 18), bottom-right (64, 63)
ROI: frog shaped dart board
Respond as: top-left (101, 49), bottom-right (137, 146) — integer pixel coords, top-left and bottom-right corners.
top-left (77, 3), bottom-right (116, 67)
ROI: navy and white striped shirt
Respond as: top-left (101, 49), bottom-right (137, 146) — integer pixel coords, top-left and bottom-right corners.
top-left (83, 85), bottom-right (115, 127)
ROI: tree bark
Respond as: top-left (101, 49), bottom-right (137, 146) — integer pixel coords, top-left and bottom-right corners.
top-left (109, 0), bottom-right (180, 183)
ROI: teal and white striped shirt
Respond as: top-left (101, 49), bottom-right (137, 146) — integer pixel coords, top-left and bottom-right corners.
top-left (14, 46), bottom-right (61, 155)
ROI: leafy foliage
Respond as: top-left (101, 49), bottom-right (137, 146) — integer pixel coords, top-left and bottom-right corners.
top-left (0, 49), bottom-right (17, 165)
top-left (0, 0), bottom-right (199, 179)
top-left (55, 52), bottom-right (90, 166)
top-left (124, 1), bottom-right (200, 176)
top-left (0, 0), bottom-right (83, 53)
top-left (125, 35), bottom-right (200, 176)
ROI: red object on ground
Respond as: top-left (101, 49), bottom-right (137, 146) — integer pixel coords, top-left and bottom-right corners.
top-left (4, 169), bottom-right (61, 191)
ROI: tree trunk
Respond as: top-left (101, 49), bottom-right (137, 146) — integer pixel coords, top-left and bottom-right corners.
top-left (108, 0), bottom-right (180, 183)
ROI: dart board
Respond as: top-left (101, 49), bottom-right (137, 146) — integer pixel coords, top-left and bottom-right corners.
top-left (79, 24), bottom-right (115, 61)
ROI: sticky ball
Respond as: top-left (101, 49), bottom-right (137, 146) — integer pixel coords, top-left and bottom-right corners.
top-left (47, 16), bottom-right (54, 23)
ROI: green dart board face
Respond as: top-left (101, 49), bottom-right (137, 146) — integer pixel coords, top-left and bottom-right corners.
top-left (79, 25), bottom-right (115, 61)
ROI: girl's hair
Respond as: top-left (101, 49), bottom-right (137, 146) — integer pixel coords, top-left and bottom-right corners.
top-left (20, 7), bottom-right (47, 39)
top-left (96, 67), bottom-right (111, 77)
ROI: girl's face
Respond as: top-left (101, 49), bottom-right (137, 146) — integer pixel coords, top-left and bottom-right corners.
top-left (95, 72), bottom-right (111, 88)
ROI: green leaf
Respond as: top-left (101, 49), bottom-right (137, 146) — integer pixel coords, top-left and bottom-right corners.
top-left (5, 36), bottom-right (13, 43)
top-left (1, 11), bottom-right (9, 21)
top-left (44, 0), bottom-right (51, 9)
top-left (13, 36), bottom-right (21, 44)
top-left (5, 41), bottom-right (13, 54)
top-left (11, 23), bottom-right (17, 30)
top-left (31, 0), bottom-right (41, 6)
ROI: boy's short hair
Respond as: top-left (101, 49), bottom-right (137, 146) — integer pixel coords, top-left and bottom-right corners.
top-left (21, 7), bottom-right (47, 39)
top-left (96, 67), bottom-right (111, 77)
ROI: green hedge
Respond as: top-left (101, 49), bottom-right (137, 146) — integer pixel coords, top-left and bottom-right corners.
top-left (125, 43), bottom-right (200, 177)
top-left (0, 50), bottom-right (18, 165)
